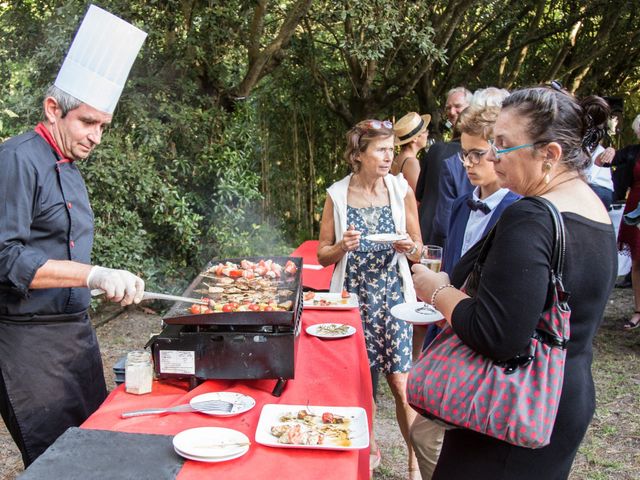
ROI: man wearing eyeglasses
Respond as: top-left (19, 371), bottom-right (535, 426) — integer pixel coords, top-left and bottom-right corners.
top-left (442, 128), bottom-right (520, 274)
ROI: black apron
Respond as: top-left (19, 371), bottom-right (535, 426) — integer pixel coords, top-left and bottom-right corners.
top-left (0, 311), bottom-right (107, 466)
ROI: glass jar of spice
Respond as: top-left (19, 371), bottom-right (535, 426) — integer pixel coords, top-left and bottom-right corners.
top-left (125, 350), bottom-right (153, 395)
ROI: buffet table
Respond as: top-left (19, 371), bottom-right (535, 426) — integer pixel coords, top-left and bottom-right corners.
top-left (23, 243), bottom-right (372, 479)
top-left (293, 240), bottom-right (334, 291)
top-left (81, 307), bottom-right (371, 479)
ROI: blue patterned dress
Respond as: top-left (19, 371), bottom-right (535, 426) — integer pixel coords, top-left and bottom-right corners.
top-left (345, 205), bottom-right (413, 374)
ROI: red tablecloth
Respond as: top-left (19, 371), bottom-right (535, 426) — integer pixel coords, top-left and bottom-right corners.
top-left (82, 308), bottom-right (372, 479)
top-left (292, 240), bottom-right (334, 291)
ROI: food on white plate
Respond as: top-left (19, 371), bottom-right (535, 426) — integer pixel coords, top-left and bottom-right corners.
top-left (316, 324), bottom-right (351, 336)
top-left (271, 424), bottom-right (323, 445)
top-left (270, 409), bottom-right (352, 447)
top-left (304, 292), bottom-right (351, 307)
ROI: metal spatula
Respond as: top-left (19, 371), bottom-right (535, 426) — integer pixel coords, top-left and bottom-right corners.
top-left (91, 289), bottom-right (208, 305)
top-left (121, 399), bottom-right (234, 418)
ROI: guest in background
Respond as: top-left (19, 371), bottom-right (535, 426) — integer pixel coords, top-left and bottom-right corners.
top-left (444, 87), bottom-right (472, 133)
top-left (442, 103), bottom-right (521, 274)
top-left (415, 87), bottom-right (471, 247)
top-left (581, 95), bottom-right (615, 210)
top-left (392, 112), bottom-right (431, 194)
top-left (410, 86), bottom-right (616, 479)
top-left (431, 88), bottom-right (510, 252)
top-left (612, 113), bottom-right (640, 329)
top-left (317, 119), bottom-right (423, 478)
top-left (392, 111), bottom-right (431, 360)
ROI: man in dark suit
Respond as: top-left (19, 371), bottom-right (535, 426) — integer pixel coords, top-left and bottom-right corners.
top-left (415, 87), bottom-right (472, 246)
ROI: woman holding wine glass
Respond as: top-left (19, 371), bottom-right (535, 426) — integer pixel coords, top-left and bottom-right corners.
top-left (409, 86), bottom-right (616, 479)
top-left (317, 119), bottom-right (423, 479)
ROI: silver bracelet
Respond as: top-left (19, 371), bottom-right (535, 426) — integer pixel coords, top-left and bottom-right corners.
top-left (430, 283), bottom-right (454, 310)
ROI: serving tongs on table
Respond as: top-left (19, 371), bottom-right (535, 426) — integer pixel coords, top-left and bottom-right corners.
top-left (121, 399), bottom-right (234, 418)
top-left (90, 289), bottom-right (209, 305)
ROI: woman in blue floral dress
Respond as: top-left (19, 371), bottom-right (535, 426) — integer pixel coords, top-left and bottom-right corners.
top-left (317, 119), bottom-right (423, 479)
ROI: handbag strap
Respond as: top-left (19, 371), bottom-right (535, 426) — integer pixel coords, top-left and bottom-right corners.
top-left (474, 196), bottom-right (566, 281)
top-left (526, 196), bottom-right (566, 281)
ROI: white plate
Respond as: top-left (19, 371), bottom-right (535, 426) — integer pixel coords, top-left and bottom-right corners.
top-left (173, 445), bottom-right (248, 463)
top-left (364, 233), bottom-right (407, 243)
top-left (306, 323), bottom-right (356, 339)
top-left (303, 264), bottom-right (324, 270)
top-left (255, 404), bottom-right (369, 450)
top-left (303, 292), bottom-right (359, 310)
top-left (190, 391), bottom-right (256, 417)
top-left (173, 427), bottom-right (250, 461)
top-left (390, 302), bottom-right (444, 324)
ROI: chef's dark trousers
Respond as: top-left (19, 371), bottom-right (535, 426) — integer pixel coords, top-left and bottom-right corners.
top-left (0, 367), bottom-right (31, 466)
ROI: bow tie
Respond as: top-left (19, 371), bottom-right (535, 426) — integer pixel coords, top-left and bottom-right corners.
top-left (467, 198), bottom-right (491, 214)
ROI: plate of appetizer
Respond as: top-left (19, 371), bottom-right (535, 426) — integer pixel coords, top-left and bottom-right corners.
top-left (306, 323), bottom-right (356, 339)
top-left (390, 301), bottom-right (444, 324)
top-left (303, 291), bottom-right (359, 310)
top-left (255, 404), bottom-right (369, 450)
top-left (173, 427), bottom-right (250, 462)
top-left (363, 233), bottom-right (407, 244)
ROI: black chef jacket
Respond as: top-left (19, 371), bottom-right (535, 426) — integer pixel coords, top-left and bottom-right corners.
top-left (0, 130), bottom-right (93, 314)
top-left (0, 129), bottom-right (106, 466)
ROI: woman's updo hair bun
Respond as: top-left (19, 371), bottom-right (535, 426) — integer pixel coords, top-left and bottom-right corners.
top-left (580, 95), bottom-right (611, 153)
top-left (501, 86), bottom-right (610, 173)
top-left (344, 120), bottom-right (394, 173)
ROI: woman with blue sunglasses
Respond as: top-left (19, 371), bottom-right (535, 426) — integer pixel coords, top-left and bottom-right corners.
top-left (410, 87), bottom-right (616, 479)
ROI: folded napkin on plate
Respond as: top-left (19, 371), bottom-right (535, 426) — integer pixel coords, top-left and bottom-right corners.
top-left (19, 428), bottom-right (183, 480)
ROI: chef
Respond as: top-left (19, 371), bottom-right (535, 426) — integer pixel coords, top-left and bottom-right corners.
top-left (0, 5), bottom-right (147, 466)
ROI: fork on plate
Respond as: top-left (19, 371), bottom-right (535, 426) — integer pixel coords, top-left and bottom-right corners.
top-left (121, 399), bottom-right (234, 418)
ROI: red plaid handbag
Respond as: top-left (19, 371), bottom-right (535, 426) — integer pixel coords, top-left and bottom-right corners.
top-left (407, 197), bottom-right (570, 448)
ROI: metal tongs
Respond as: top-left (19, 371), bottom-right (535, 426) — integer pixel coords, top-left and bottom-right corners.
top-left (90, 289), bottom-right (208, 305)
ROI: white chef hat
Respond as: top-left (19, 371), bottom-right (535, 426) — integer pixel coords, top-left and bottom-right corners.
top-left (54, 4), bottom-right (147, 114)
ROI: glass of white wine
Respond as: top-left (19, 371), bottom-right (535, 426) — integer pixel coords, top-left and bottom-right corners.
top-left (420, 245), bottom-right (443, 272)
top-left (416, 245), bottom-right (444, 314)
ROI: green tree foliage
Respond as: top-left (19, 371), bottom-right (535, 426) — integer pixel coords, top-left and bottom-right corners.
top-left (1, 1), bottom-right (639, 287)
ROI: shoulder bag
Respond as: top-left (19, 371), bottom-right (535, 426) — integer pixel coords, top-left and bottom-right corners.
top-left (407, 196), bottom-right (570, 448)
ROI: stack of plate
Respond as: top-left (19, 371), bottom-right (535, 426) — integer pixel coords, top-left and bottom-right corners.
top-left (113, 355), bottom-right (126, 385)
top-left (173, 427), bottom-right (250, 463)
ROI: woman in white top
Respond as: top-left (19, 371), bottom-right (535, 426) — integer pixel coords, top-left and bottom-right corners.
top-left (318, 119), bottom-right (422, 478)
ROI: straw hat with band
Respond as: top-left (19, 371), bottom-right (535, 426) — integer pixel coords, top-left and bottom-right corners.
top-left (394, 112), bottom-right (431, 146)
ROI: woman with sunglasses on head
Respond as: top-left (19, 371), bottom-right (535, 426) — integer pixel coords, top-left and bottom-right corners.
top-left (409, 87), bottom-right (616, 479)
top-left (318, 119), bottom-right (423, 479)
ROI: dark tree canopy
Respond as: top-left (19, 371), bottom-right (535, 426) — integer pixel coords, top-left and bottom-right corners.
top-left (1, 1), bottom-right (638, 289)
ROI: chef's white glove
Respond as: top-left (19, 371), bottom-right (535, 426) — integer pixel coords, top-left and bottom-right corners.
top-left (86, 266), bottom-right (145, 306)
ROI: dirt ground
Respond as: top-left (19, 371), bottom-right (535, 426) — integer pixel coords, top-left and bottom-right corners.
top-left (1, 287), bottom-right (639, 480)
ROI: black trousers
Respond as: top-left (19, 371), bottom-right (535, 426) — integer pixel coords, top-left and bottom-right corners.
top-left (0, 367), bottom-right (30, 466)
